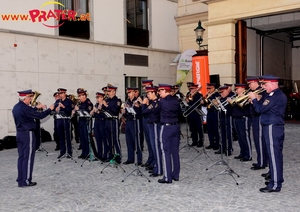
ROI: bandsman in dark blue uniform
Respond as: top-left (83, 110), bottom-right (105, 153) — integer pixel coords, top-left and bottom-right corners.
top-left (122, 87), bottom-right (143, 165)
top-left (102, 85), bottom-right (122, 163)
top-left (12, 89), bottom-right (54, 187)
top-left (249, 75), bottom-right (287, 193)
top-left (185, 84), bottom-right (204, 147)
top-left (91, 92), bottom-right (107, 161)
top-left (73, 88), bottom-right (93, 159)
top-left (157, 84), bottom-right (181, 183)
top-left (142, 86), bottom-right (162, 177)
top-left (54, 88), bottom-right (74, 159)
top-left (140, 80), bottom-right (155, 168)
top-left (204, 83), bottom-right (220, 150)
top-left (52, 92), bottom-right (60, 151)
top-left (225, 83), bottom-right (238, 141)
top-left (229, 84), bottom-right (252, 161)
top-left (247, 77), bottom-right (268, 170)
top-left (214, 85), bottom-right (234, 156)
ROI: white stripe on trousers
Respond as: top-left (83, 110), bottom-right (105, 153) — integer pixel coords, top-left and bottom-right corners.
top-left (154, 123), bottom-right (162, 174)
top-left (268, 125), bottom-right (278, 189)
top-left (159, 125), bottom-right (168, 181)
top-left (26, 131), bottom-right (33, 185)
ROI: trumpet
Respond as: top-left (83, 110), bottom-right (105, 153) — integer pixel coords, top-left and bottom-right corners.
top-left (235, 88), bottom-right (265, 107)
top-left (229, 88), bottom-right (251, 105)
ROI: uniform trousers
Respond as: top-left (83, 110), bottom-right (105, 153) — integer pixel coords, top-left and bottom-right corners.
top-left (16, 131), bottom-right (36, 187)
top-left (148, 123), bottom-right (162, 175)
top-left (220, 116), bottom-right (233, 153)
top-left (57, 118), bottom-right (72, 156)
top-left (143, 118), bottom-right (154, 166)
top-left (234, 117), bottom-right (252, 160)
top-left (94, 119), bottom-right (107, 159)
top-left (207, 110), bottom-right (220, 148)
top-left (125, 119), bottom-right (142, 163)
top-left (78, 118), bottom-right (89, 157)
top-left (252, 116), bottom-right (268, 167)
top-left (263, 124), bottom-right (284, 191)
top-left (160, 124), bottom-right (180, 182)
top-left (105, 119), bottom-right (121, 160)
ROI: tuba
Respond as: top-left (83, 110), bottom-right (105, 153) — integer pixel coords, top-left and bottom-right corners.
top-left (30, 90), bottom-right (41, 107)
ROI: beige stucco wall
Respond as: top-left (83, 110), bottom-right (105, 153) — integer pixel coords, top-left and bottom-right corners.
top-left (206, 0), bottom-right (300, 84)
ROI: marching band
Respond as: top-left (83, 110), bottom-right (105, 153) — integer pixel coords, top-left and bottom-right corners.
top-left (14, 75), bottom-right (286, 192)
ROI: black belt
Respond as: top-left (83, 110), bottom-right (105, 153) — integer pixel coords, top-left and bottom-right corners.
top-left (148, 122), bottom-right (158, 124)
top-left (162, 122), bottom-right (178, 126)
top-left (234, 116), bottom-right (246, 119)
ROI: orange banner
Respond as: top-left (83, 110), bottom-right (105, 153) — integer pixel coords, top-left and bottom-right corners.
top-left (192, 55), bottom-right (210, 96)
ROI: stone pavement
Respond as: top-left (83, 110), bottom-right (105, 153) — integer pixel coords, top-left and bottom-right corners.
top-left (0, 122), bottom-right (299, 212)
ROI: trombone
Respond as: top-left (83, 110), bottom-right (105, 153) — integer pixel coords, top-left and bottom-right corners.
top-left (183, 97), bottom-right (206, 117)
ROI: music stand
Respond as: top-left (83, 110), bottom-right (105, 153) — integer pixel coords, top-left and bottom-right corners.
top-left (122, 107), bottom-right (150, 182)
top-left (54, 113), bottom-right (77, 164)
top-left (206, 99), bottom-right (239, 185)
top-left (191, 109), bottom-right (213, 162)
top-left (100, 110), bottom-right (125, 173)
top-left (80, 111), bottom-right (102, 167)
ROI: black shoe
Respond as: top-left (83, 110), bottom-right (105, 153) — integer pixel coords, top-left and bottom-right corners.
top-left (123, 161), bottom-right (134, 165)
top-left (252, 163), bottom-right (258, 167)
top-left (265, 181), bottom-right (269, 186)
top-left (149, 173), bottom-right (161, 177)
top-left (240, 158), bottom-right (252, 162)
top-left (214, 150), bottom-right (221, 154)
top-left (261, 173), bottom-right (270, 178)
top-left (225, 152), bottom-right (232, 156)
top-left (21, 182), bottom-right (37, 187)
top-left (234, 155), bottom-right (242, 159)
top-left (259, 187), bottom-right (280, 193)
top-left (197, 143), bottom-right (203, 147)
top-left (205, 145), bottom-right (213, 149)
top-left (251, 166), bottom-right (266, 170)
top-left (172, 178), bottom-right (179, 181)
top-left (146, 166), bottom-right (154, 171)
top-left (54, 147), bottom-right (60, 151)
top-left (141, 163), bottom-right (151, 168)
top-left (57, 155), bottom-right (63, 159)
top-left (158, 179), bottom-right (172, 184)
top-left (66, 155), bottom-right (72, 159)
top-left (265, 175), bottom-right (271, 181)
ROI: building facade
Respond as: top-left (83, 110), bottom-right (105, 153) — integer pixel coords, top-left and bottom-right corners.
top-left (0, 0), bottom-right (179, 138)
top-left (176, 0), bottom-right (300, 87)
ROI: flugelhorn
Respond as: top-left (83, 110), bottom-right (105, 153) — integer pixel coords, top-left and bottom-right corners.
top-left (235, 88), bottom-right (265, 107)
top-left (229, 88), bottom-right (251, 105)
top-left (30, 90), bottom-right (41, 107)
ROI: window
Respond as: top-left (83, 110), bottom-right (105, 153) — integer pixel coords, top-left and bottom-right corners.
top-left (58, 0), bottom-right (90, 39)
top-left (126, 0), bottom-right (149, 47)
top-left (125, 76), bottom-right (147, 99)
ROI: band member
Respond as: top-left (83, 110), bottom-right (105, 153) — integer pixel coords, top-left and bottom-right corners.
top-left (142, 86), bottom-right (162, 177)
top-left (205, 83), bottom-right (220, 150)
top-left (91, 92), bottom-right (107, 161)
top-left (249, 75), bottom-right (287, 193)
top-left (185, 84), bottom-right (204, 147)
top-left (157, 84), bottom-right (181, 183)
top-left (68, 94), bottom-right (80, 146)
top-left (229, 84), bottom-right (252, 161)
top-left (247, 77), bottom-right (268, 170)
top-left (102, 85), bottom-right (122, 164)
top-left (73, 88), bottom-right (93, 159)
top-left (12, 89), bottom-right (54, 187)
top-left (55, 88), bottom-right (74, 158)
top-left (173, 84), bottom-right (184, 99)
top-left (140, 80), bottom-right (155, 168)
top-left (122, 87), bottom-right (143, 165)
top-left (215, 85), bottom-right (234, 156)
top-left (53, 92), bottom-right (60, 151)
